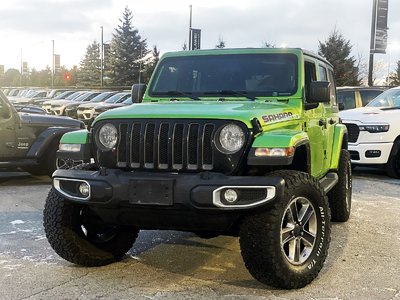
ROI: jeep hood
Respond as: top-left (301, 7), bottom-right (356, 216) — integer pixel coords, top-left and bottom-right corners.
top-left (340, 106), bottom-right (400, 124)
top-left (94, 101), bottom-right (301, 127)
top-left (19, 112), bottom-right (82, 128)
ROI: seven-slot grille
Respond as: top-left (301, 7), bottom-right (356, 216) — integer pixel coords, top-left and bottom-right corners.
top-left (115, 121), bottom-right (217, 171)
top-left (344, 123), bottom-right (360, 143)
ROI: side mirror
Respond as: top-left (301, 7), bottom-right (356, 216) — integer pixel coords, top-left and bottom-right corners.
top-left (309, 81), bottom-right (330, 103)
top-left (131, 84), bottom-right (147, 103)
top-left (338, 103), bottom-right (345, 111)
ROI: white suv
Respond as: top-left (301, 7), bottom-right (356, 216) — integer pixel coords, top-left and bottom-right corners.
top-left (340, 86), bottom-right (400, 178)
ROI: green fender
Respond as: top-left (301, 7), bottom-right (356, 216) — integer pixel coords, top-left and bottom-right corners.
top-left (329, 124), bottom-right (348, 170)
top-left (60, 129), bottom-right (90, 144)
top-left (251, 129), bottom-right (309, 148)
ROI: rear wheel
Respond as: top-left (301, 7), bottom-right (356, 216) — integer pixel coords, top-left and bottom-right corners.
top-left (239, 171), bottom-right (331, 289)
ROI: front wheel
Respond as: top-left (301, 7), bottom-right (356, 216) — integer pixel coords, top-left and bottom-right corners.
top-left (327, 149), bottom-right (352, 222)
top-left (239, 171), bottom-right (331, 289)
top-left (385, 140), bottom-right (400, 178)
top-left (43, 188), bottom-right (139, 266)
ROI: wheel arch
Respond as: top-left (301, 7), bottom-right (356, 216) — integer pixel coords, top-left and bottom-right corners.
top-left (26, 128), bottom-right (80, 159)
top-left (247, 130), bottom-right (311, 174)
top-left (329, 124), bottom-right (348, 170)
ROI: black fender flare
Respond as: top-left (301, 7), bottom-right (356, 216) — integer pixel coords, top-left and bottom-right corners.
top-left (26, 127), bottom-right (81, 158)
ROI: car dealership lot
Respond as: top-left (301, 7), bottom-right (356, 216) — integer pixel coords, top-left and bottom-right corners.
top-left (1, 170), bottom-right (400, 300)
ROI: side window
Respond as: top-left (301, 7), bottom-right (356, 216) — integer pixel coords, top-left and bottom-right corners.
top-left (318, 65), bottom-right (328, 81)
top-left (327, 69), bottom-right (337, 105)
top-left (337, 91), bottom-right (356, 110)
top-left (304, 61), bottom-right (317, 102)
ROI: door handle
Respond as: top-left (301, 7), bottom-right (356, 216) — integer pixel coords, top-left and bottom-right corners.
top-left (319, 119), bottom-right (327, 127)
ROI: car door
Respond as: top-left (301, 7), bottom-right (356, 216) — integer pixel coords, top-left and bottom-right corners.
top-left (0, 93), bottom-right (17, 160)
top-left (303, 60), bottom-right (326, 177)
top-left (320, 65), bottom-right (338, 172)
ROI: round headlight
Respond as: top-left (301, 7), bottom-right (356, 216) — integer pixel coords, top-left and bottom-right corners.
top-left (218, 124), bottom-right (245, 154)
top-left (98, 123), bottom-right (118, 150)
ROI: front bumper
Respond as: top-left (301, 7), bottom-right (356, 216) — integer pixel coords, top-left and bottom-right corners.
top-left (349, 142), bottom-right (393, 164)
top-left (52, 169), bottom-right (284, 231)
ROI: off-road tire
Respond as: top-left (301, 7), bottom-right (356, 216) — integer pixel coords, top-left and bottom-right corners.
top-left (385, 140), bottom-right (400, 178)
top-left (328, 149), bottom-right (352, 222)
top-left (43, 188), bottom-right (139, 266)
top-left (239, 171), bottom-right (331, 289)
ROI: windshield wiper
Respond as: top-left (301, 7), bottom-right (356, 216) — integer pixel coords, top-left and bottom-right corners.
top-left (380, 106), bottom-right (400, 110)
top-left (204, 90), bottom-right (257, 101)
top-left (153, 91), bottom-right (200, 100)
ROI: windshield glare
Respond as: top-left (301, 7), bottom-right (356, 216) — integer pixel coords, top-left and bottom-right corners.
top-left (149, 53), bottom-right (298, 99)
top-left (367, 88), bottom-right (400, 108)
top-left (104, 93), bottom-right (129, 103)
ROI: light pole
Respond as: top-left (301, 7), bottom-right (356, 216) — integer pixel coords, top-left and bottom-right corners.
top-left (188, 5), bottom-right (192, 50)
top-left (20, 48), bottom-right (23, 87)
top-left (51, 40), bottom-right (55, 88)
top-left (100, 26), bottom-right (104, 88)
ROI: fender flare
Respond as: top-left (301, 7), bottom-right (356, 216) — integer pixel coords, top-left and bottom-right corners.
top-left (329, 124), bottom-right (348, 170)
top-left (247, 130), bottom-right (310, 170)
top-left (26, 127), bottom-right (80, 158)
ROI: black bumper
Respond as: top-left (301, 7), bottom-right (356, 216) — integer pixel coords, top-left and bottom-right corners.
top-left (52, 169), bottom-right (284, 232)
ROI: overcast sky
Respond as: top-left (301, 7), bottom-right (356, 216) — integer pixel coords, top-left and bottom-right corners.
top-left (0, 0), bottom-right (399, 83)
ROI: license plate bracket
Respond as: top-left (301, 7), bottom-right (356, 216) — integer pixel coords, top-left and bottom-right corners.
top-left (129, 179), bottom-right (174, 206)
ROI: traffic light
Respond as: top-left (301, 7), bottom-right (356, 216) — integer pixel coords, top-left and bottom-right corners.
top-left (64, 73), bottom-right (71, 81)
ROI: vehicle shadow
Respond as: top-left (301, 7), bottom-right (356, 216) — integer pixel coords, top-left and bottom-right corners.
top-left (0, 171), bottom-right (51, 186)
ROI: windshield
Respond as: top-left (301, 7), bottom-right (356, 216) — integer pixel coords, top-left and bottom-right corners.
top-left (54, 91), bottom-right (73, 100)
top-left (89, 92), bottom-right (114, 103)
top-left (367, 88), bottom-right (400, 108)
top-left (104, 93), bottom-right (129, 103)
top-left (149, 53), bottom-right (298, 99)
top-left (122, 97), bottom-right (132, 104)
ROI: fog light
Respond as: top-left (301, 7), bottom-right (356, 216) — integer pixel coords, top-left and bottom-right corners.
top-left (365, 150), bottom-right (381, 158)
top-left (224, 189), bottom-right (238, 203)
top-left (78, 182), bottom-right (90, 197)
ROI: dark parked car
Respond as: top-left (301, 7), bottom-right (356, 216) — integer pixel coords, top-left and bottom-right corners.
top-left (77, 92), bottom-right (130, 125)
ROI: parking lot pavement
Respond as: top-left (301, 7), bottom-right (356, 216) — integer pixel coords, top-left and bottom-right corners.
top-left (1, 169), bottom-right (400, 300)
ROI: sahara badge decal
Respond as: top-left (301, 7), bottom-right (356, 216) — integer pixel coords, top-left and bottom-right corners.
top-left (262, 112), bottom-right (297, 124)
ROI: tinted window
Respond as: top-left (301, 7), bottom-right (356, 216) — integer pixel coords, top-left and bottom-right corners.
top-left (327, 69), bottom-right (337, 105)
top-left (337, 91), bottom-right (356, 110)
top-left (150, 54), bottom-right (298, 98)
top-left (318, 65), bottom-right (328, 81)
top-left (359, 90), bottom-right (384, 106)
top-left (304, 61), bottom-right (317, 102)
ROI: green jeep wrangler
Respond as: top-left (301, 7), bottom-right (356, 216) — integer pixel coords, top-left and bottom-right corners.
top-left (44, 48), bottom-right (351, 289)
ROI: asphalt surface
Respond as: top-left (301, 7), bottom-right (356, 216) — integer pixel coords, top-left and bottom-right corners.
top-left (1, 168), bottom-right (400, 300)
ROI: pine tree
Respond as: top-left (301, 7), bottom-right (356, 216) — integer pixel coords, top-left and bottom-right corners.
top-left (107, 7), bottom-right (148, 87)
top-left (387, 61), bottom-right (400, 87)
top-left (263, 41), bottom-right (275, 48)
top-left (77, 41), bottom-right (101, 87)
top-left (143, 45), bottom-right (160, 82)
top-left (318, 29), bottom-right (361, 86)
top-left (215, 37), bottom-right (225, 49)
